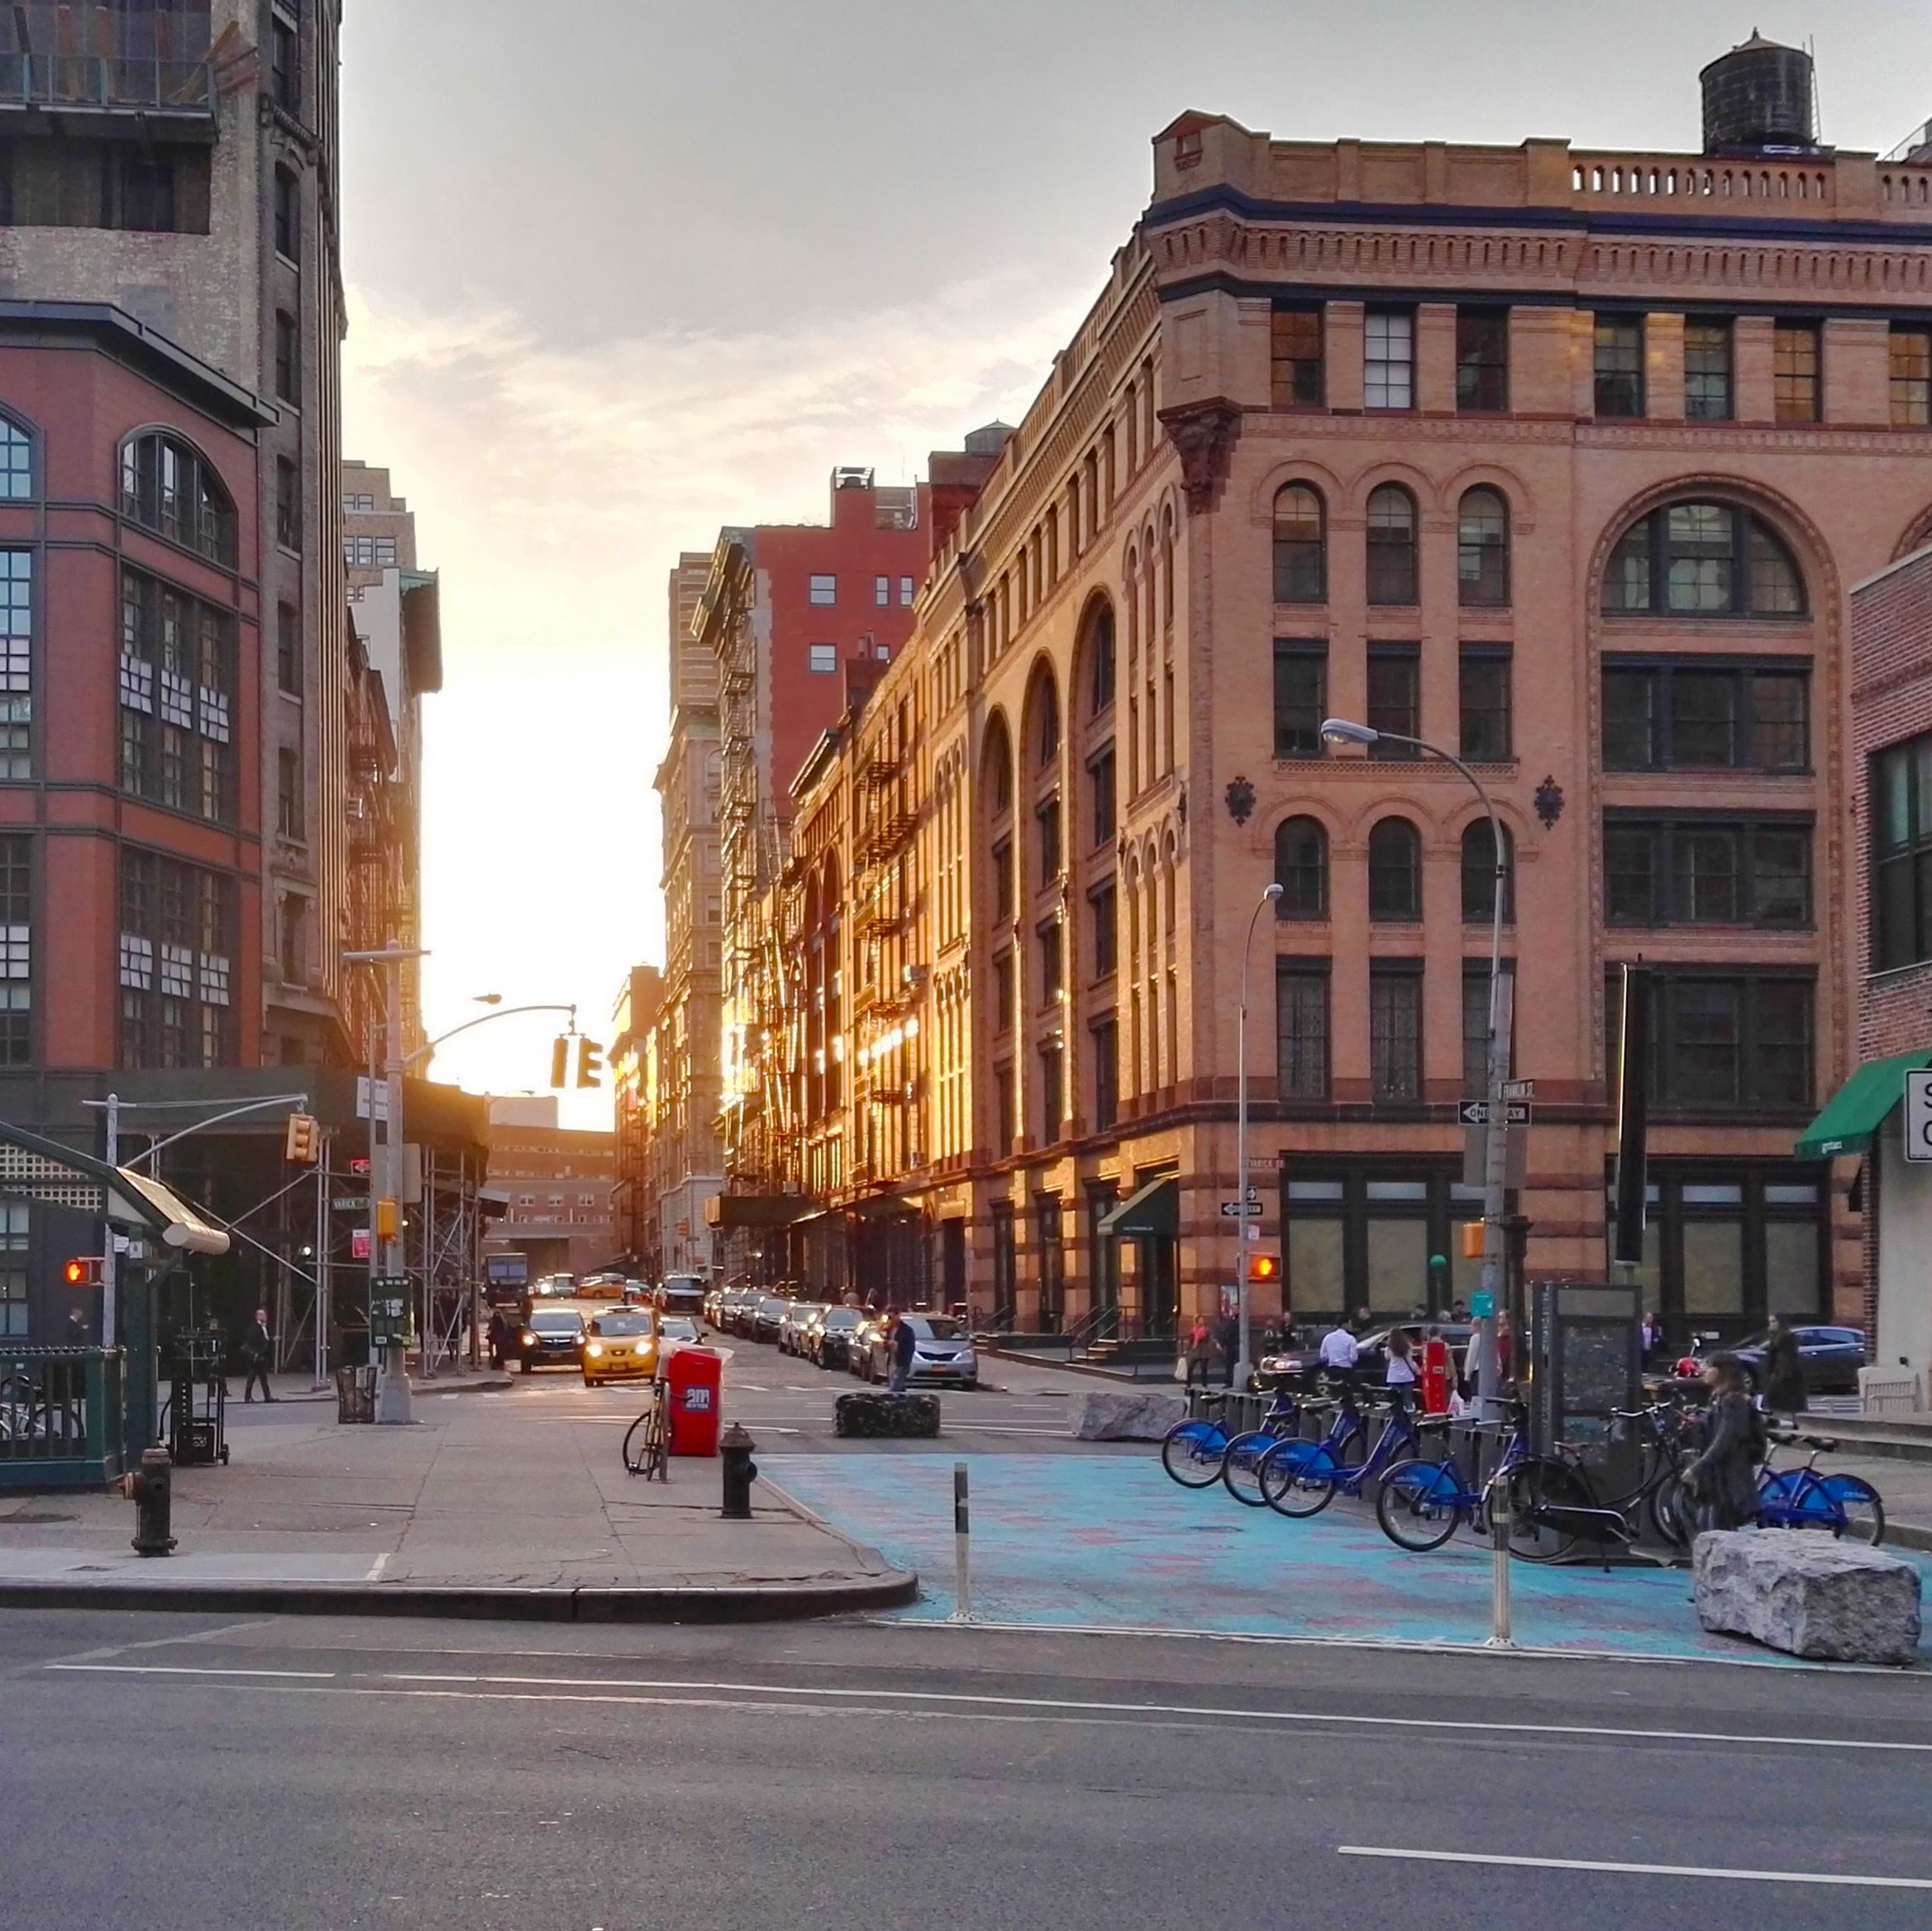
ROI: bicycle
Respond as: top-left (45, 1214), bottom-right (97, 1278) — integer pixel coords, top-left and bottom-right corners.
top-left (622, 1378), bottom-right (670, 1481)
top-left (1159, 1391), bottom-right (1238, 1489)
top-left (1653, 1426), bottom-right (1886, 1549)
top-left (1258, 1385), bottom-right (1413, 1519)
top-left (1219, 1385), bottom-right (1309, 1506)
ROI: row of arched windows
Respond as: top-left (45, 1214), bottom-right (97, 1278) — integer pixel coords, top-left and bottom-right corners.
top-left (1276, 815), bottom-right (1515, 924)
top-left (1273, 483), bottom-right (1510, 608)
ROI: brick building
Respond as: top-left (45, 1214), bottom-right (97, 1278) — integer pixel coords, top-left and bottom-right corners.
top-left (727, 37), bottom-right (1932, 1349)
top-left (479, 1096), bottom-right (619, 1282)
top-left (609, 962), bottom-right (665, 1271)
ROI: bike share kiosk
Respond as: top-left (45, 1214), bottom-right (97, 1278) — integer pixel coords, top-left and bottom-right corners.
top-left (1527, 1279), bottom-right (1644, 1500)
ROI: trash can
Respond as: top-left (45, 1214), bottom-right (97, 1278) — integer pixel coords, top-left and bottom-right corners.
top-left (664, 1346), bottom-right (723, 1457)
top-left (335, 1365), bottom-right (377, 1424)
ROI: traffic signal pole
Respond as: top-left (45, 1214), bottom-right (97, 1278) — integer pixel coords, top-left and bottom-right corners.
top-left (1234, 882), bottom-right (1284, 1386)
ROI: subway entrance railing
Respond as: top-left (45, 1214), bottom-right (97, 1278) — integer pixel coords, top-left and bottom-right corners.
top-left (0, 1347), bottom-right (125, 1489)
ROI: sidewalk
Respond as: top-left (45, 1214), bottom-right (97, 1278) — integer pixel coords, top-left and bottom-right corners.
top-left (234, 1368), bottom-right (512, 1404)
top-left (0, 1387), bottom-right (915, 1622)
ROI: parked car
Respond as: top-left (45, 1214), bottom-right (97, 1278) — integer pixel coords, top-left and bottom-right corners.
top-left (1254, 1321), bottom-right (1474, 1392)
top-left (715, 1287), bottom-right (756, 1335)
top-left (808, 1305), bottom-right (864, 1369)
top-left (1732, 1324), bottom-right (1868, 1398)
top-left (580, 1309), bottom-right (660, 1386)
top-left (779, 1301), bottom-right (823, 1356)
top-left (656, 1314), bottom-right (701, 1366)
top-left (655, 1273), bottom-right (708, 1323)
top-left (751, 1294), bottom-right (791, 1343)
top-left (853, 1313), bottom-right (979, 1388)
top-left (518, 1306), bottom-right (585, 1373)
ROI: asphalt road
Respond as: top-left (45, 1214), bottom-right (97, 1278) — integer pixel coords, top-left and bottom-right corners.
top-left (6, 1604), bottom-right (1932, 1931)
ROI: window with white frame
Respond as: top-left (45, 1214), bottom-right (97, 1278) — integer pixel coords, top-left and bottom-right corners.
top-left (118, 848), bottom-right (232, 1070)
top-left (0, 1202), bottom-right (26, 1337)
top-left (899, 576), bottom-right (914, 607)
top-left (1364, 309), bottom-right (1414, 411)
top-left (0, 550), bottom-right (29, 779)
top-left (875, 575), bottom-right (890, 606)
top-left (342, 536), bottom-right (397, 567)
top-left (0, 417), bottom-right (31, 499)
top-left (118, 568), bottom-right (233, 822)
top-left (0, 834), bottom-right (28, 1066)
top-left (809, 574), bottom-right (837, 606)
top-left (809, 643), bottom-right (837, 674)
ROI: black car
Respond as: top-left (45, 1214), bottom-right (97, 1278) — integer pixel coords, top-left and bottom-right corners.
top-left (518, 1307), bottom-right (585, 1373)
top-left (1733, 1324), bottom-right (1868, 1398)
top-left (751, 1294), bottom-right (790, 1343)
top-left (809, 1306), bottom-right (864, 1369)
top-left (1256, 1321), bottom-right (1476, 1391)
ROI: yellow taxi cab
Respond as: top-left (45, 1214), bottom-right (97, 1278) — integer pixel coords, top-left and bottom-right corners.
top-left (580, 1308), bottom-right (661, 1386)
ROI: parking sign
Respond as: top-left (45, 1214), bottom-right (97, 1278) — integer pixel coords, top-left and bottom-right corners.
top-left (1906, 1070), bottom-right (1932, 1164)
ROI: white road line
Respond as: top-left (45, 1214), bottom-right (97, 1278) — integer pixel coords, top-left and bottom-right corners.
top-left (1335, 1846), bottom-right (1932, 1890)
top-left (46, 1663), bottom-right (336, 1680)
top-left (365, 1553), bottom-right (390, 1583)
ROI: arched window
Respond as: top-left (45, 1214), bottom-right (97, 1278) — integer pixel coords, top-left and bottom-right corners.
top-left (984, 717), bottom-right (1013, 814)
top-left (1032, 672), bottom-right (1060, 767)
top-left (1272, 483), bottom-right (1325, 603)
top-left (1083, 601), bottom-right (1116, 717)
top-left (1457, 487), bottom-right (1509, 608)
top-left (119, 431), bottom-right (236, 566)
top-left (1366, 484), bottom-right (1418, 606)
top-left (1367, 818), bottom-right (1422, 920)
top-left (1275, 817), bottom-right (1328, 918)
top-left (0, 416), bottom-right (32, 499)
top-left (1460, 819), bottom-right (1515, 923)
top-left (1602, 501), bottom-right (1805, 617)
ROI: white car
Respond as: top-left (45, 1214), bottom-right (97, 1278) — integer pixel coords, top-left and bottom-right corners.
top-left (856, 1314), bottom-right (978, 1389)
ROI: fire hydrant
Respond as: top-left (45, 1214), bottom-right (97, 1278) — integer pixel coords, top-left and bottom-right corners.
top-left (720, 1423), bottom-right (757, 1520)
top-left (130, 1444), bottom-right (176, 1557)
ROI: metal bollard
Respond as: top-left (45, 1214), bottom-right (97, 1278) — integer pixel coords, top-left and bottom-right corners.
top-left (719, 1423), bottom-right (758, 1519)
top-left (130, 1444), bottom-right (177, 1557)
top-left (1486, 1449), bottom-right (1515, 1648)
top-left (948, 1461), bottom-right (973, 1622)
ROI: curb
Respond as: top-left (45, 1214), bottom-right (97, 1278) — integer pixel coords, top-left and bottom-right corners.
top-left (0, 1568), bottom-right (920, 1623)
top-left (267, 1376), bottom-right (514, 1404)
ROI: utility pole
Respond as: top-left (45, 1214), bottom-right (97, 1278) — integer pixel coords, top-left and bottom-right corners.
top-left (102, 1091), bottom-right (119, 1348)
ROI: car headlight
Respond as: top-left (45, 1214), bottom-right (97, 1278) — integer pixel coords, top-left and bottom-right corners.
top-left (585, 1343), bottom-right (604, 1360)
top-left (520, 1333), bottom-right (536, 1347)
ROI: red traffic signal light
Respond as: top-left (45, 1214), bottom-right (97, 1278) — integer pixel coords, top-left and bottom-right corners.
top-left (63, 1256), bottom-right (104, 1288)
top-left (1244, 1250), bottom-right (1281, 1286)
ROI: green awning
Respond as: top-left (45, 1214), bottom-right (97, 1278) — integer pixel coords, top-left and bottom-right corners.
top-left (1794, 1047), bottom-right (1932, 1161)
top-left (1099, 1175), bottom-right (1178, 1239)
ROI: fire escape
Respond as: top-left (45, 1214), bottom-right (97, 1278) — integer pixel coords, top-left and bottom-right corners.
top-left (848, 734), bottom-right (920, 1192)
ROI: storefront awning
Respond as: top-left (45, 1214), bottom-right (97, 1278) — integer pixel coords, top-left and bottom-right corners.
top-left (1100, 1174), bottom-right (1178, 1238)
top-left (1794, 1047), bottom-right (1932, 1161)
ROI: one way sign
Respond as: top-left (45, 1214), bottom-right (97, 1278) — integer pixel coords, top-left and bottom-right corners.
top-left (1458, 1099), bottom-right (1531, 1127)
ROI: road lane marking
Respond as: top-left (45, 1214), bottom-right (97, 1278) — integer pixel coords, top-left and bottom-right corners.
top-left (46, 1663), bottom-right (336, 1680)
top-left (1336, 1847), bottom-right (1932, 1890)
top-left (365, 1554), bottom-right (390, 1583)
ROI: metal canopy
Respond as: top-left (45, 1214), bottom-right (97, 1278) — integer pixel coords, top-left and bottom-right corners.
top-left (0, 1118), bottom-right (230, 1255)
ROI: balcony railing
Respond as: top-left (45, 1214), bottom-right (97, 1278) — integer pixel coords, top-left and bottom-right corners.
top-left (0, 55), bottom-right (217, 120)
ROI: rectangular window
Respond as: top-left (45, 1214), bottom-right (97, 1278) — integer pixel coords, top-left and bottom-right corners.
top-left (807, 643), bottom-right (837, 675)
top-left (1090, 883), bottom-right (1117, 979)
top-left (1091, 1018), bottom-right (1119, 1132)
top-left (1772, 321), bottom-right (1820, 423)
top-left (270, 10), bottom-right (301, 113)
top-left (274, 165), bottom-right (298, 262)
top-left (1594, 316), bottom-right (1644, 417)
top-left (279, 897), bottom-right (303, 985)
top-left (277, 603), bottom-right (300, 696)
top-left (1461, 963), bottom-right (1515, 1097)
top-left (1458, 648), bottom-right (1511, 762)
top-left (1271, 307), bottom-right (1324, 408)
top-left (276, 746), bottom-right (303, 840)
top-left (1369, 963), bottom-right (1421, 1103)
top-left (1038, 1042), bottom-right (1063, 1145)
top-left (1612, 970), bottom-right (1814, 1110)
top-left (875, 575), bottom-right (890, 607)
top-left (1276, 961), bottom-right (1329, 1102)
top-left (1036, 795), bottom-right (1061, 886)
top-left (992, 837), bottom-right (1014, 922)
top-left (1455, 308), bottom-right (1509, 412)
top-left (1037, 921), bottom-right (1062, 1005)
top-left (1890, 326), bottom-right (1932, 427)
top-left (0, 1204), bottom-right (26, 1337)
top-left (0, 549), bottom-right (30, 779)
top-left (1601, 660), bottom-right (1809, 772)
top-left (119, 849), bottom-right (232, 1070)
top-left (1367, 646), bottom-right (1419, 757)
top-left (1273, 641), bottom-right (1326, 758)
top-left (1088, 746), bottom-right (1116, 847)
top-left (1872, 732), bottom-right (1932, 970)
top-left (0, 834), bottom-right (31, 1066)
top-left (275, 457), bottom-right (300, 551)
top-left (808, 574), bottom-right (837, 606)
top-left (274, 310), bottom-right (298, 404)
top-left (994, 950), bottom-right (1014, 1034)
top-left (1363, 309), bottom-right (1414, 411)
top-left (899, 576), bottom-right (914, 607)
top-left (1684, 320), bottom-right (1734, 421)
top-left (117, 569), bottom-right (234, 823)
top-left (994, 1066), bottom-right (1016, 1150)
top-left (1605, 818), bottom-right (1811, 928)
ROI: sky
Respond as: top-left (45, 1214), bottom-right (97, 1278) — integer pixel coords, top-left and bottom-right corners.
top-left (334, 0), bottom-right (1932, 1129)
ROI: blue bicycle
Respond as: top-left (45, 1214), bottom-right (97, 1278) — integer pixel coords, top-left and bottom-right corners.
top-left (1219, 1385), bottom-right (1308, 1506)
top-left (1756, 1430), bottom-right (1886, 1544)
top-left (1257, 1386), bottom-right (1419, 1519)
top-left (1160, 1393), bottom-right (1239, 1488)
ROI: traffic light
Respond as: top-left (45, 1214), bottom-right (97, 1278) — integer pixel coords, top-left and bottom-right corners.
top-left (1244, 1249), bottom-right (1281, 1287)
top-left (62, 1256), bottom-right (104, 1288)
top-left (284, 1112), bottom-right (322, 1163)
top-left (1460, 1221), bottom-right (1486, 1261)
top-left (550, 1036), bottom-right (570, 1088)
top-left (576, 1037), bottom-right (604, 1089)
top-left (375, 1197), bottom-right (399, 1242)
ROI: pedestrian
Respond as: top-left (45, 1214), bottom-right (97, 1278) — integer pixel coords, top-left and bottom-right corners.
top-left (487, 1308), bottom-right (511, 1371)
top-left (1317, 1314), bottom-right (1359, 1395)
top-left (201, 1312), bottom-right (228, 1402)
top-left (887, 1311), bottom-right (918, 1395)
top-left (1450, 1299), bottom-right (1468, 1323)
top-left (241, 1307), bottom-right (275, 1404)
top-left (1184, 1313), bottom-right (1213, 1388)
top-left (1214, 1304), bottom-right (1240, 1389)
top-left (1680, 1352), bottom-right (1765, 1534)
top-left (1384, 1325), bottom-right (1419, 1414)
top-left (1639, 1309), bottom-right (1661, 1364)
top-left (1762, 1314), bottom-right (1807, 1423)
top-left (65, 1306), bottom-right (89, 1347)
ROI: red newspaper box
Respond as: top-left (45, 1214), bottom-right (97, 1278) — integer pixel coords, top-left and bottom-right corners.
top-left (665, 1345), bottom-right (723, 1457)
top-left (1421, 1334), bottom-right (1453, 1414)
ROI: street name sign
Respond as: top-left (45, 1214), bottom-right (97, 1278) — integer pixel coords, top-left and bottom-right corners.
top-left (1906, 1070), bottom-right (1932, 1164)
top-left (1458, 1099), bottom-right (1531, 1127)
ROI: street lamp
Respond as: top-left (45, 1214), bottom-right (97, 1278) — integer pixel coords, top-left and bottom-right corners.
top-left (1319, 717), bottom-right (1511, 1416)
top-left (1234, 880), bottom-right (1284, 1386)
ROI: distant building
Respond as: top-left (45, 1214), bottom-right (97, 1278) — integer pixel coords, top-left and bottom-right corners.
top-left (480, 1096), bottom-right (619, 1281)
top-left (610, 964), bottom-right (665, 1271)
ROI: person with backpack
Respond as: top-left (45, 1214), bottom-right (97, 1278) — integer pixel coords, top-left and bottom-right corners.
top-left (1680, 1352), bottom-right (1764, 1534)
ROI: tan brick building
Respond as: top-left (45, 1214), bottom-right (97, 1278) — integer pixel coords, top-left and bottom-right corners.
top-left (737, 42), bottom-right (1932, 1349)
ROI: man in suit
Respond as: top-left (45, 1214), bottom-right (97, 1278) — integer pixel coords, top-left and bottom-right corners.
top-left (241, 1307), bottom-right (275, 1404)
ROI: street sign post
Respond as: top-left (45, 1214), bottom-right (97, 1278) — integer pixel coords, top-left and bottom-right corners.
top-left (1906, 1070), bottom-right (1932, 1164)
top-left (1458, 1099), bottom-right (1531, 1127)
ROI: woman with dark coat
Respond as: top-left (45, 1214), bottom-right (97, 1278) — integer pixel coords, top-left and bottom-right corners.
top-left (1762, 1315), bottom-right (1807, 1420)
top-left (1681, 1353), bottom-right (1763, 1534)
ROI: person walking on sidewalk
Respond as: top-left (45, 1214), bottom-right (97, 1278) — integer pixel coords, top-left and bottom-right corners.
top-left (240, 1308), bottom-right (275, 1404)
top-left (1318, 1316), bottom-right (1359, 1395)
top-left (1763, 1314), bottom-right (1807, 1423)
top-left (1383, 1325), bottom-right (1419, 1414)
top-left (1214, 1305), bottom-right (1241, 1389)
top-left (1681, 1353), bottom-right (1765, 1534)
top-left (1184, 1314), bottom-right (1213, 1389)
top-left (887, 1312), bottom-right (918, 1395)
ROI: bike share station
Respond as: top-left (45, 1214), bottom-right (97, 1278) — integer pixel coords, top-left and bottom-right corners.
top-left (0, 1119), bottom-right (229, 1493)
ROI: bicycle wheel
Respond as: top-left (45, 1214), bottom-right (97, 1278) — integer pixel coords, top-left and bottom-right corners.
top-left (1821, 1474), bottom-right (1887, 1547)
top-left (1648, 1471), bottom-right (1691, 1549)
top-left (1259, 1440), bottom-right (1337, 1518)
top-left (1160, 1419), bottom-right (1228, 1489)
top-left (622, 1411), bottom-right (654, 1476)
top-left (1219, 1431), bottom-right (1277, 1507)
top-left (1500, 1457), bottom-right (1592, 1562)
top-left (1376, 1458), bottom-right (1464, 1552)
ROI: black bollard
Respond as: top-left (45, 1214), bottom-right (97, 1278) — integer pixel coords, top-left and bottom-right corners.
top-left (719, 1422), bottom-right (758, 1519)
top-left (130, 1444), bottom-right (177, 1557)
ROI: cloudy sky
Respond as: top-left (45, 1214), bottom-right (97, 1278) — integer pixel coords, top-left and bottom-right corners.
top-left (336, 0), bottom-right (1932, 1127)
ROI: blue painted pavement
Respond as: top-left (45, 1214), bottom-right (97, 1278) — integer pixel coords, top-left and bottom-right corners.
top-left (769, 1451), bottom-right (1932, 1665)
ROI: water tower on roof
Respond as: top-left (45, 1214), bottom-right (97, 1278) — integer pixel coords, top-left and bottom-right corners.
top-left (1700, 31), bottom-right (1819, 154)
